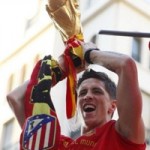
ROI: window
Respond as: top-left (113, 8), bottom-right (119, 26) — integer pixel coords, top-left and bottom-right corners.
top-left (2, 118), bottom-right (21, 150)
top-left (146, 128), bottom-right (150, 146)
top-left (131, 38), bottom-right (142, 62)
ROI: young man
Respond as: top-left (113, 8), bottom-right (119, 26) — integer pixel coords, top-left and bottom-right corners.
top-left (7, 42), bottom-right (146, 149)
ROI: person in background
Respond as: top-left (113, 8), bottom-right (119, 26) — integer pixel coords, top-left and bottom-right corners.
top-left (7, 42), bottom-right (146, 149)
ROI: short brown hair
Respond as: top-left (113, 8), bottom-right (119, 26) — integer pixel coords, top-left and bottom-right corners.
top-left (77, 69), bottom-right (116, 99)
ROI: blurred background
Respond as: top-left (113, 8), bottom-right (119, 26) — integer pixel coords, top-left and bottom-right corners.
top-left (0, 0), bottom-right (150, 149)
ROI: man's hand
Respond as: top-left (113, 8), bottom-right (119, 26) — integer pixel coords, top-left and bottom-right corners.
top-left (80, 42), bottom-right (98, 53)
top-left (80, 42), bottom-right (99, 64)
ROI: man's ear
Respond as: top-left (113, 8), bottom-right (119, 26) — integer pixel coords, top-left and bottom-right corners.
top-left (108, 100), bottom-right (117, 114)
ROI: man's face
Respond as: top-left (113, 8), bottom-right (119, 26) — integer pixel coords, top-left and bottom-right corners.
top-left (77, 78), bottom-right (116, 130)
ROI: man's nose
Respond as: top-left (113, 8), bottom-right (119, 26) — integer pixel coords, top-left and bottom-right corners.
top-left (83, 92), bottom-right (93, 101)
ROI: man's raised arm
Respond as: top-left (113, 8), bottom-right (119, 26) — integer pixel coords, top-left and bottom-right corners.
top-left (81, 42), bottom-right (145, 144)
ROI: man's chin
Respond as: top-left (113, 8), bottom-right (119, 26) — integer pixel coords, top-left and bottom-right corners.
top-left (84, 118), bottom-right (97, 127)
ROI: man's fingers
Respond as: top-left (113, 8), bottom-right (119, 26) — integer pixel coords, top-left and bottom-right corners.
top-left (81, 42), bottom-right (98, 51)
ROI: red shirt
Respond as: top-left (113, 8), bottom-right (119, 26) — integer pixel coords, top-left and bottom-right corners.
top-left (59, 120), bottom-right (146, 150)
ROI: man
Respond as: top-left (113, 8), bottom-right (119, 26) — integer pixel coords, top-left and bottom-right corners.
top-left (7, 42), bottom-right (146, 149)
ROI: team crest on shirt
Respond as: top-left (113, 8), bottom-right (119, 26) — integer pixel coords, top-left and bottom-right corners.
top-left (22, 114), bottom-right (57, 150)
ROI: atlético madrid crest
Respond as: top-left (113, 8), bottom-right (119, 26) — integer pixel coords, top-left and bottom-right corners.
top-left (22, 114), bottom-right (58, 150)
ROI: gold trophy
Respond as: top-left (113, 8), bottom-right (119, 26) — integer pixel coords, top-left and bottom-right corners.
top-left (46, 0), bottom-right (83, 42)
top-left (46, 0), bottom-right (84, 119)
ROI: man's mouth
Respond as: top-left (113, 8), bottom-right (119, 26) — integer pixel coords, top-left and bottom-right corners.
top-left (83, 104), bottom-right (96, 112)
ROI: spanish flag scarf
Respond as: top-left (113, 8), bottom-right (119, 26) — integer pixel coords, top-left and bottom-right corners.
top-left (64, 34), bottom-right (84, 118)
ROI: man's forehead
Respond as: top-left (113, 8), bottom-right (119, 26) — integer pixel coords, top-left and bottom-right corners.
top-left (78, 78), bottom-right (105, 89)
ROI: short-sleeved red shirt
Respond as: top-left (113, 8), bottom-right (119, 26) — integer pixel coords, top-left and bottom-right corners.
top-left (59, 120), bottom-right (146, 150)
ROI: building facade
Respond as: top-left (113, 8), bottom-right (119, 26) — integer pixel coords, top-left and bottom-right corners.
top-left (0, 0), bottom-right (150, 149)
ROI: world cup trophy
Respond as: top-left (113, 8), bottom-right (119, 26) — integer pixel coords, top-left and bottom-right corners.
top-left (46, 0), bottom-right (83, 42)
top-left (46, 0), bottom-right (85, 119)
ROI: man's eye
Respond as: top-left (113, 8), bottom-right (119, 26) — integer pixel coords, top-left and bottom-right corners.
top-left (79, 91), bottom-right (86, 96)
top-left (93, 89), bottom-right (103, 94)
